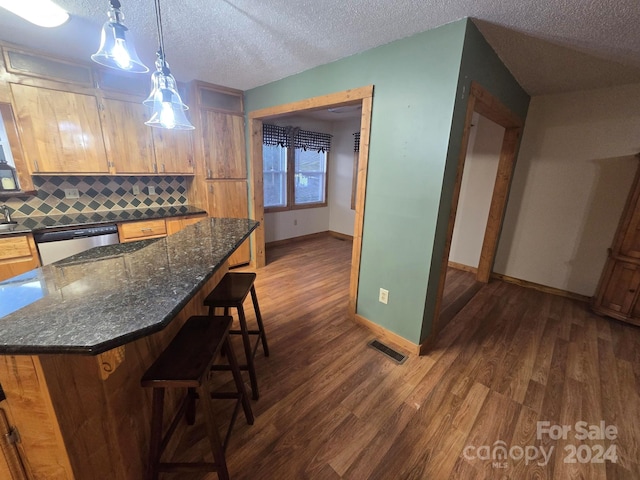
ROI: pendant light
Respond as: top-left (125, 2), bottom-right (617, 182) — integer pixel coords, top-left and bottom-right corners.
top-left (144, 0), bottom-right (194, 130)
top-left (91, 0), bottom-right (148, 73)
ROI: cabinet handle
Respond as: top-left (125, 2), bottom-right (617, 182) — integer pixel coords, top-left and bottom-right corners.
top-left (33, 159), bottom-right (39, 172)
top-left (162, 164), bottom-right (166, 173)
top-left (153, 164), bottom-right (158, 174)
top-left (140, 228), bottom-right (153, 232)
top-left (207, 168), bottom-right (212, 179)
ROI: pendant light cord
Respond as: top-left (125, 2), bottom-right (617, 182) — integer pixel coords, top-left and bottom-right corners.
top-left (154, 0), bottom-right (167, 70)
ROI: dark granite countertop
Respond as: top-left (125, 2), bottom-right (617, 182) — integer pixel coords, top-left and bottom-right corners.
top-left (0, 218), bottom-right (258, 355)
top-left (0, 205), bottom-right (207, 236)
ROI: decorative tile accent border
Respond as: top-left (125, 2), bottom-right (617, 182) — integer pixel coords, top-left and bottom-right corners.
top-left (1, 176), bottom-right (188, 217)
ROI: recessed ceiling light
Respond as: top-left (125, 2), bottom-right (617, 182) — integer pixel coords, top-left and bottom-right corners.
top-left (0, 0), bottom-right (69, 28)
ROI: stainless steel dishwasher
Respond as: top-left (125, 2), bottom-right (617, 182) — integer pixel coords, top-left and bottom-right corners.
top-left (33, 224), bottom-right (120, 265)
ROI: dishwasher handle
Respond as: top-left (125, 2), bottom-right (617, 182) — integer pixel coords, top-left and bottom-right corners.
top-left (33, 225), bottom-right (118, 243)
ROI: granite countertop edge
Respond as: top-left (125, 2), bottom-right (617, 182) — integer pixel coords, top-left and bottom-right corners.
top-left (0, 218), bottom-right (258, 356)
top-left (0, 205), bottom-right (208, 236)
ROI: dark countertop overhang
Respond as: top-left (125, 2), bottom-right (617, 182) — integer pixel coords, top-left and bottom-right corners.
top-left (0, 217), bottom-right (258, 355)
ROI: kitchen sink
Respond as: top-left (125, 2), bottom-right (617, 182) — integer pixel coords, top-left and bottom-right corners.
top-left (0, 221), bottom-right (17, 232)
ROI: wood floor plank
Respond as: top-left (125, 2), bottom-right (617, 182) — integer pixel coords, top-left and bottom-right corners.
top-left (164, 234), bottom-right (640, 480)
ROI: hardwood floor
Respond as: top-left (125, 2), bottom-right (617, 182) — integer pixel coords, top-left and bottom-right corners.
top-left (169, 235), bottom-right (640, 479)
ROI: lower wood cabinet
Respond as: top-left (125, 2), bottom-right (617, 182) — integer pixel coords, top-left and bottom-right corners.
top-left (0, 405), bottom-right (28, 479)
top-left (0, 234), bottom-right (40, 282)
top-left (118, 215), bottom-right (208, 244)
top-left (165, 214), bottom-right (207, 235)
top-left (593, 159), bottom-right (640, 326)
top-left (117, 219), bottom-right (167, 243)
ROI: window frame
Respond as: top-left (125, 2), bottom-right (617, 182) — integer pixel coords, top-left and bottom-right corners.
top-left (264, 145), bottom-right (329, 213)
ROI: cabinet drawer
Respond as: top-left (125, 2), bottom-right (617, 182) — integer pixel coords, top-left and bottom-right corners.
top-left (0, 235), bottom-right (32, 260)
top-left (118, 220), bottom-right (167, 242)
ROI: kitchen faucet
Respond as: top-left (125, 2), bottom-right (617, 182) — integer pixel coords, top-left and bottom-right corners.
top-left (1, 205), bottom-right (11, 223)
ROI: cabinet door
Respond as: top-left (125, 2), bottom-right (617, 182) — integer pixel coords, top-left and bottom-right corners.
top-left (118, 219), bottom-right (167, 243)
top-left (152, 129), bottom-right (195, 174)
top-left (101, 98), bottom-right (156, 174)
top-left (599, 260), bottom-right (640, 315)
top-left (201, 111), bottom-right (246, 179)
top-left (208, 180), bottom-right (250, 266)
top-left (0, 234), bottom-right (41, 282)
top-left (165, 214), bottom-right (207, 235)
top-left (11, 84), bottom-right (108, 173)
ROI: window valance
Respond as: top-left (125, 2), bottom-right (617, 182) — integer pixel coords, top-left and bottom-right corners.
top-left (353, 132), bottom-right (360, 153)
top-left (263, 124), bottom-right (332, 152)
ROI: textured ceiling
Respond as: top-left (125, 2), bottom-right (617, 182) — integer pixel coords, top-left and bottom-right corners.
top-left (0, 0), bottom-right (639, 95)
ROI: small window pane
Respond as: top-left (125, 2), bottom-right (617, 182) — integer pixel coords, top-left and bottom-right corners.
top-left (294, 149), bottom-right (326, 205)
top-left (263, 145), bottom-right (287, 208)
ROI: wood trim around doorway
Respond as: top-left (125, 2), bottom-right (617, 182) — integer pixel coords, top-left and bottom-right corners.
top-left (426, 82), bottom-right (523, 350)
top-left (248, 85), bottom-right (374, 323)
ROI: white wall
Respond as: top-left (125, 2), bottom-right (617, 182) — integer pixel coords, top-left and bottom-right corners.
top-left (329, 117), bottom-right (360, 236)
top-left (495, 83), bottom-right (640, 296)
top-left (264, 115), bottom-right (359, 243)
top-left (449, 113), bottom-right (503, 267)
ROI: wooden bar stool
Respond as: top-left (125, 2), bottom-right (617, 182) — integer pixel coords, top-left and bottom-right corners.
top-left (141, 315), bottom-right (254, 480)
top-left (204, 272), bottom-right (269, 400)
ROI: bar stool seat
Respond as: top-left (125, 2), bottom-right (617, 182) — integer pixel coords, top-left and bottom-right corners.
top-left (204, 272), bottom-right (269, 400)
top-left (141, 315), bottom-right (253, 480)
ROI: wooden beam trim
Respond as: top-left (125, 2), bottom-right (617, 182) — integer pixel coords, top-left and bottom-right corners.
top-left (348, 95), bottom-right (373, 319)
top-left (429, 94), bottom-right (476, 338)
top-left (476, 127), bottom-right (521, 283)
top-left (248, 85), bottom-right (374, 120)
top-left (470, 81), bottom-right (523, 128)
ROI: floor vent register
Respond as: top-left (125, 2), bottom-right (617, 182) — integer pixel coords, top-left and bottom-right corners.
top-left (367, 339), bottom-right (407, 364)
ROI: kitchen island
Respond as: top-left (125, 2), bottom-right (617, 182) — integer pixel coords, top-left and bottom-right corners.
top-left (0, 217), bottom-right (258, 479)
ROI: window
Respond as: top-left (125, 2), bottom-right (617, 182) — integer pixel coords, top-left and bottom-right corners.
top-left (294, 148), bottom-right (327, 205)
top-left (263, 124), bottom-right (330, 211)
top-left (263, 144), bottom-right (287, 208)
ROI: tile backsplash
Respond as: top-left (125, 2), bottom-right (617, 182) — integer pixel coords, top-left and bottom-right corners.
top-left (1, 176), bottom-right (189, 217)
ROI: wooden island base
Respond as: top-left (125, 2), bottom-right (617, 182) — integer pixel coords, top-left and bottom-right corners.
top-left (0, 264), bottom-right (229, 479)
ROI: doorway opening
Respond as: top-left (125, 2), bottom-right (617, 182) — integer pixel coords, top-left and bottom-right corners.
top-left (429, 82), bottom-right (524, 343)
top-left (248, 86), bottom-right (374, 318)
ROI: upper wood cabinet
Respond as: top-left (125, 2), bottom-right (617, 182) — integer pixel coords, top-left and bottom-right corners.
top-left (152, 128), bottom-right (195, 175)
top-left (201, 111), bottom-right (246, 179)
top-left (0, 102), bottom-right (33, 193)
top-left (11, 83), bottom-right (109, 174)
top-left (100, 98), bottom-right (156, 174)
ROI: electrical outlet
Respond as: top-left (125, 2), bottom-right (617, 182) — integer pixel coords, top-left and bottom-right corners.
top-left (147, 186), bottom-right (156, 195)
top-left (64, 188), bottom-right (79, 199)
top-left (132, 185), bottom-right (140, 195)
top-left (379, 288), bottom-right (389, 304)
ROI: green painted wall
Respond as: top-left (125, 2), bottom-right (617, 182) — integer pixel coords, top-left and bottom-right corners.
top-left (245, 18), bottom-right (529, 345)
top-left (420, 20), bottom-right (530, 342)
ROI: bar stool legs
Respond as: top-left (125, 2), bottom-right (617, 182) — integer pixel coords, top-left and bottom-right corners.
top-left (141, 316), bottom-right (253, 480)
top-left (205, 272), bottom-right (270, 400)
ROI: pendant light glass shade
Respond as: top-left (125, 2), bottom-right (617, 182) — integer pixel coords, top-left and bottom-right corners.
top-left (144, 53), bottom-right (193, 130)
top-left (144, 0), bottom-right (194, 130)
top-left (91, 0), bottom-right (148, 73)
